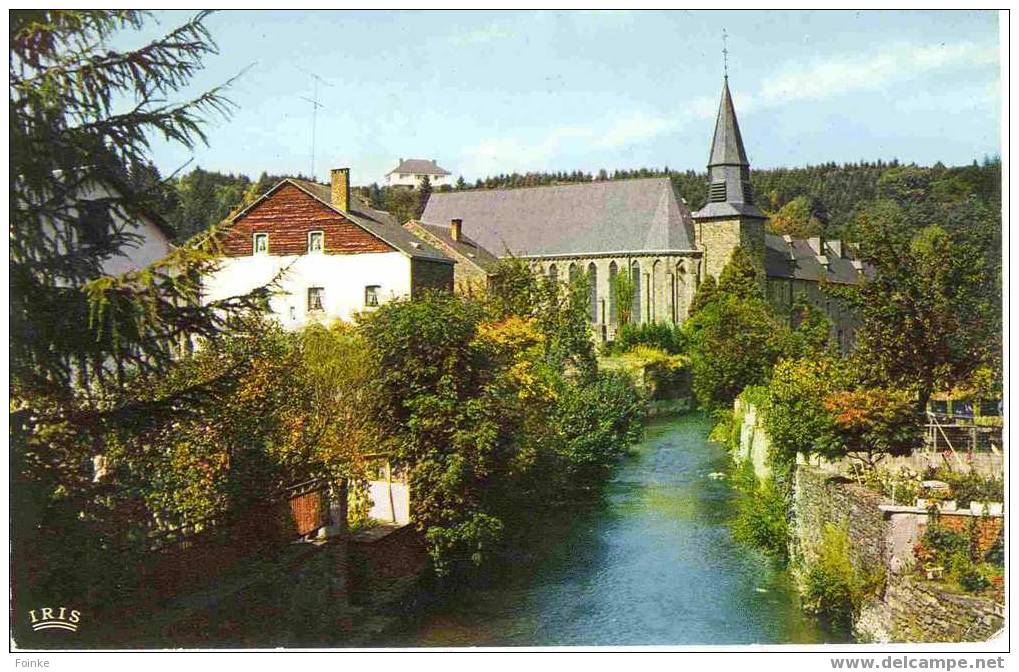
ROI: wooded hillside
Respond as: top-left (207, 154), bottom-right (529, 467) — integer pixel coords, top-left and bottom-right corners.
top-left (137, 157), bottom-right (1000, 244)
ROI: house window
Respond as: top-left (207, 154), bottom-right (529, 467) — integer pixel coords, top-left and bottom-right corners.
top-left (308, 231), bottom-right (324, 253)
top-left (76, 200), bottom-right (115, 248)
top-left (307, 287), bottom-right (325, 312)
top-left (253, 233), bottom-right (268, 255)
top-left (365, 285), bottom-right (380, 307)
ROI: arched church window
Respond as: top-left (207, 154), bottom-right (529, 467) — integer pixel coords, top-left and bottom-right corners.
top-left (631, 261), bottom-right (641, 324)
top-left (608, 261), bottom-right (618, 325)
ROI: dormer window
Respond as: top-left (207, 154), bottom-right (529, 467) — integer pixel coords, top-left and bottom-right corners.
top-left (253, 233), bottom-right (268, 255)
top-left (308, 231), bottom-right (324, 253)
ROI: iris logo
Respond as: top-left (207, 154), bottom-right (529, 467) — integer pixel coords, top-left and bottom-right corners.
top-left (28, 607), bottom-right (81, 632)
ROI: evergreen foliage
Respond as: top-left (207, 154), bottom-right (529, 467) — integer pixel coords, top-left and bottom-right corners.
top-left (10, 9), bottom-right (272, 616)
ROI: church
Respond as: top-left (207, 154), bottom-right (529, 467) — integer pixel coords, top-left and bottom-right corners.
top-left (421, 77), bottom-right (868, 348)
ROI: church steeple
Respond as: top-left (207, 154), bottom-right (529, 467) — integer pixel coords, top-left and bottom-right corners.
top-left (692, 74), bottom-right (767, 282)
top-left (693, 77), bottom-right (764, 220)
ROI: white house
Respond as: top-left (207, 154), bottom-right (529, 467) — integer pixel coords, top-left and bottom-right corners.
top-left (203, 167), bottom-right (454, 329)
top-left (384, 158), bottom-right (451, 189)
top-left (37, 171), bottom-right (175, 278)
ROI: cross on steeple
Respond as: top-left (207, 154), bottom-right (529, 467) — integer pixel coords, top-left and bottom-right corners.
top-left (722, 29), bottom-right (729, 79)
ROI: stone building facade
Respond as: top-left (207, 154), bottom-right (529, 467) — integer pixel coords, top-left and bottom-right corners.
top-left (403, 217), bottom-right (501, 293)
top-left (422, 76), bottom-right (868, 344)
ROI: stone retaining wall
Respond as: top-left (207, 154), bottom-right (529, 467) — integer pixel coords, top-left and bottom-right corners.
top-left (855, 578), bottom-right (1004, 643)
top-left (733, 402), bottom-right (1005, 643)
top-left (791, 466), bottom-right (886, 575)
top-left (792, 465), bottom-right (1004, 643)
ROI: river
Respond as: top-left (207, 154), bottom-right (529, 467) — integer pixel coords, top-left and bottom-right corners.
top-left (391, 412), bottom-right (841, 646)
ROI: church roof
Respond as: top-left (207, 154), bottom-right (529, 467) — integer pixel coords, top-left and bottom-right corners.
top-left (708, 77), bottom-right (750, 167)
top-left (421, 178), bottom-right (696, 257)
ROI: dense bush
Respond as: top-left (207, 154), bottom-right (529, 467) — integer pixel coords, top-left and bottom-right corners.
top-left (729, 464), bottom-right (788, 559)
top-left (607, 322), bottom-right (686, 355)
top-left (761, 356), bottom-right (854, 466)
top-left (926, 467), bottom-right (1003, 506)
top-left (803, 522), bottom-right (864, 630)
top-left (359, 277), bottom-right (643, 576)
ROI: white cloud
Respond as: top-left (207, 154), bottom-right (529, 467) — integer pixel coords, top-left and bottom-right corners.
top-left (758, 40), bottom-right (998, 105)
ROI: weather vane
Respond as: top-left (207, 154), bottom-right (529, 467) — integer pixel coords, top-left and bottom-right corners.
top-left (722, 28), bottom-right (729, 78)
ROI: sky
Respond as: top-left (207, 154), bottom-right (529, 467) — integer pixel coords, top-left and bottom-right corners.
top-left (122, 9), bottom-right (1001, 186)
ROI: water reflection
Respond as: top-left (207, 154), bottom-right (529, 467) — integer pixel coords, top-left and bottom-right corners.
top-left (393, 413), bottom-right (842, 647)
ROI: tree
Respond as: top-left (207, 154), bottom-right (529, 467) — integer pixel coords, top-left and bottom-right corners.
top-left (10, 10), bottom-right (268, 619)
top-left (610, 268), bottom-right (637, 326)
top-left (416, 174), bottom-right (433, 219)
top-left (767, 196), bottom-right (823, 238)
top-left (717, 246), bottom-right (764, 300)
top-left (840, 202), bottom-right (999, 412)
top-left (687, 275), bottom-right (717, 316)
top-left (819, 388), bottom-right (922, 471)
top-left (683, 247), bottom-right (791, 409)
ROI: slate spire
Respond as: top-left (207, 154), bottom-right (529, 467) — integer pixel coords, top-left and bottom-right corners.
top-left (693, 76), bottom-right (764, 219)
top-left (708, 77), bottom-right (750, 169)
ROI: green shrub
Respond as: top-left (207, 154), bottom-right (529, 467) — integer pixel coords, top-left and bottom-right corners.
top-left (709, 408), bottom-right (736, 445)
top-left (930, 468), bottom-right (1003, 506)
top-left (984, 535), bottom-right (1004, 567)
top-left (956, 562), bottom-right (991, 593)
top-left (610, 322), bottom-right (686, 355)
top-left (730, 465), bottom-right (789, 558)
top-left (804, 522), bottom-right (863, 629)
top-left (921, 523), bottom-right (970, 565)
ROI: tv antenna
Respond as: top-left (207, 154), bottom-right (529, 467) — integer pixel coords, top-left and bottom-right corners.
top-left (297, 65), bottom-right (332, 180)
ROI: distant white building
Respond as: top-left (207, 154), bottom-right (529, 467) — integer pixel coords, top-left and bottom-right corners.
top-left (385, 158), bottom-right (451, 189)
top-left (203, 167), bottom-right (454, 329)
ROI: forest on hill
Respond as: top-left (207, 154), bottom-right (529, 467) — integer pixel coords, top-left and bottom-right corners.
top-left (130, 157), bottom-right (1001, 245)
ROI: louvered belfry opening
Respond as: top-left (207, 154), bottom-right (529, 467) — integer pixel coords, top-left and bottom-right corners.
top-left (708, 181), bottom-right (727, 202)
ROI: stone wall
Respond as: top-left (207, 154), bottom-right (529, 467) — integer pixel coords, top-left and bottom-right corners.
top-left (793, 465), bottom-right (1004, 643)
top-left (732, 397), bottom-right (771, 479)
top-left (531, 252), bottom-right (701, 341)
top-left (855, 578), bottom-right (1004, 643)
top-left (791, 466), bottom-right (887, 576)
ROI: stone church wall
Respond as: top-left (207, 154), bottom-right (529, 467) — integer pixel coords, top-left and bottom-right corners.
top-left (531, 252), bottom-right (701, 341)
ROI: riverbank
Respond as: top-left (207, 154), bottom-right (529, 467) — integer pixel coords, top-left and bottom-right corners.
top-left (383, 412), bottom-right (834, 646)
top-left (729, 401), bottom-right (1005, 643)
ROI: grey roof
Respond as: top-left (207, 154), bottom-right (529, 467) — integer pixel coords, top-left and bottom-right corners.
top-left (421, 178), bottom-right (696, 257)
top-left (765, 234), bottom-right (871, 285)
top-left (386, 159), bottom-right (450, 176)
top-left (235, 178), bottom-right (452, 264)
top-left (709, 78), bottom-right (749, 167)
top-left (693, 201), bottom-right (766, 219)
top-left (405, 220), bottom-right (502, 273)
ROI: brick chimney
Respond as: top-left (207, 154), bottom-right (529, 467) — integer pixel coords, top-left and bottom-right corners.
top-left (450, 218), bottom-right (462, 242)
top-left (330, 168), bottom-right (350, 212)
